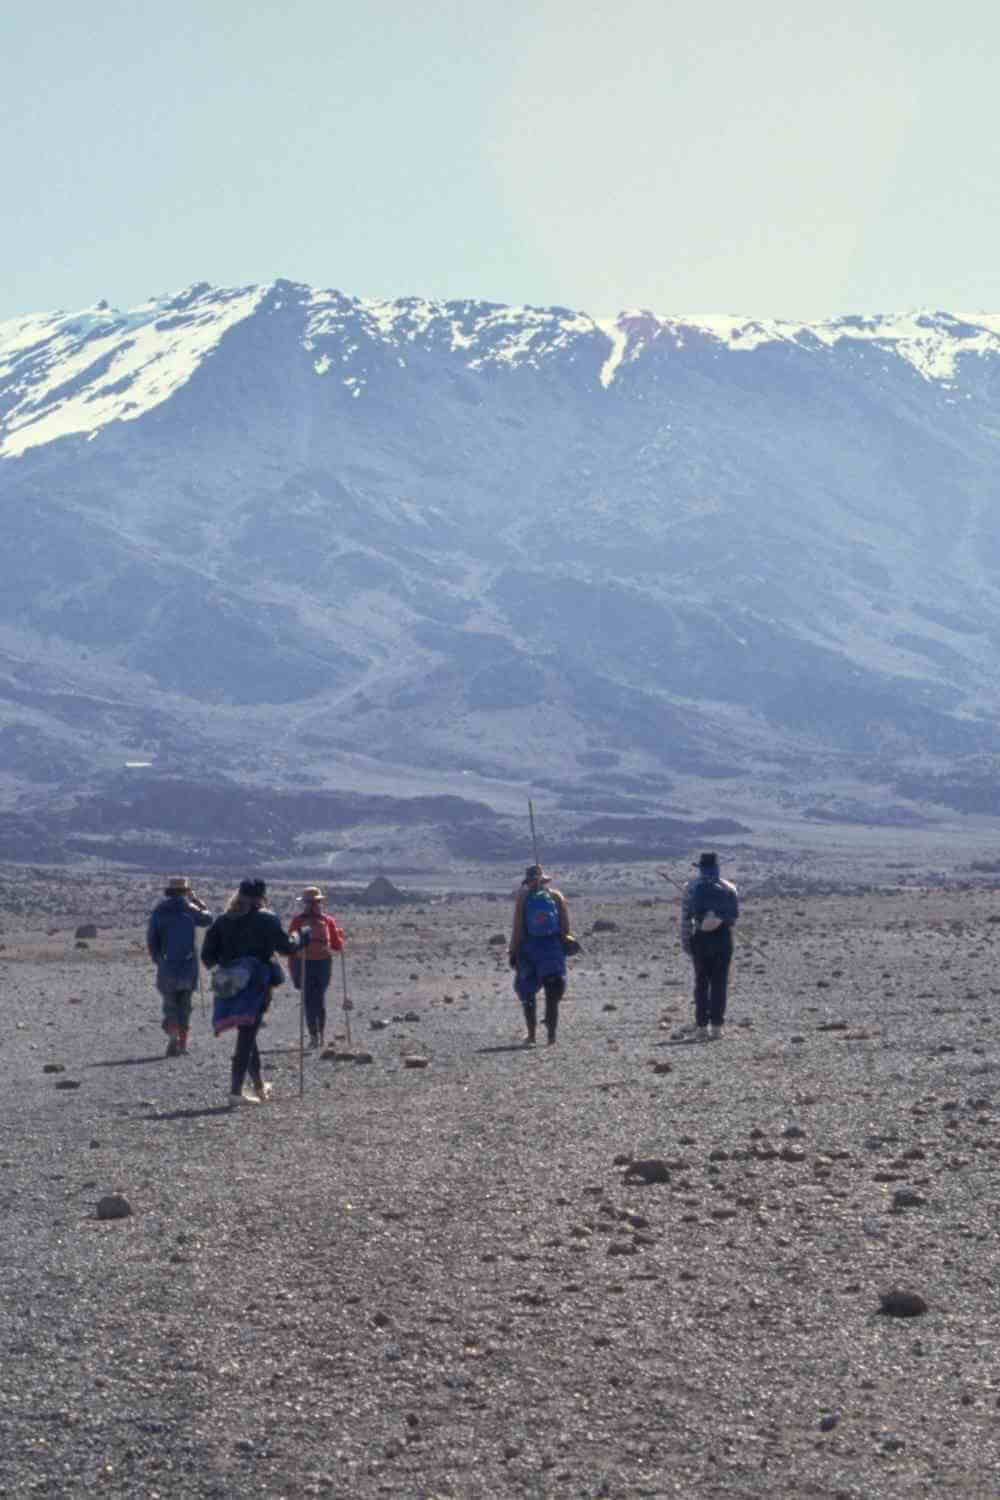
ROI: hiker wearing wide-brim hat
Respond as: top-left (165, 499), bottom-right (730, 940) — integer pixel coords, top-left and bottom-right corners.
top-left (146, 877), bottom-right (213, 1058)
top-left (679, 853), bottom-right (740, 1042)
top-left (509, 866), bottom-right (572, 1046)
top-left (287, 886), bottom-right (345, 1050)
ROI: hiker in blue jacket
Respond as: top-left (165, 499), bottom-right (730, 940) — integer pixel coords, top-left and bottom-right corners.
top-left (509, 865), bottom-right (571, 1046)
top-left (146, 876), bottom-right (213, 1056)
top-left (680, 852), bottom-right (739, 1041)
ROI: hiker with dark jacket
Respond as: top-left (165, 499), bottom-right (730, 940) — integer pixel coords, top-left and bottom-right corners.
top-left (680, 852), bottom-right (739, 1041)
top-left (146, 876), bottom-right (213, 1057)
top-left (201, 878), bottom-right (307, 1105)
top-left (509, 865), bottom-right (570, 1045)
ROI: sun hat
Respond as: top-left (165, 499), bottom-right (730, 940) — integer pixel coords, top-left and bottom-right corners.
top-left (523, 865), bottom-right (551, 885)
top-left (301, 886), bottom-right (323, 901)
top-left (165, 876), bottom-right (191, 892)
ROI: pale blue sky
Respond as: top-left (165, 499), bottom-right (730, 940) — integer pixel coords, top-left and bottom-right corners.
top-left (4, 0), bottom-right (999, 321)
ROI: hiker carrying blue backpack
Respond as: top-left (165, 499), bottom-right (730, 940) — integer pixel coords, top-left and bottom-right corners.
top-left (509, 865), bottom-right (571, 1045)
top-left (680, 852), bottom-right (739, 1041)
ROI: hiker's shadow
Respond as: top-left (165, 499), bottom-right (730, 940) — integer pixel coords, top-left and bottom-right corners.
top-left (88, 1054), bottom-right (166, 1068)
top-left (145, 1104), bottom-right (234, 1122)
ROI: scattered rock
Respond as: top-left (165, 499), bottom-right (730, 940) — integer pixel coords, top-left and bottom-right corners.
top-left (54, 1079), bottom-right (81, 1090)
top-left (892, 1188), bottom-right (927, 1210)
top-left (404, 1055), bottom-right (430, 1069)
top-left (96, 1194), bottom-right (132, 1221)
top-left (591, 919), bottom-right (618, 932)
top-left (370, 1018), bottom-right (390, 1030)
top-left (488, 933), bottom-right (506, 946)
top-left (652, 1061), bottom-right (672, 1075)
top-left (362, 876), bottom-right (407, 906)
top-left (819, 1414), bottom-right (840, 1432)
top-left (607, 1239), bottom-right (638, 1256)
top-left (602, 1002), bottom-right (618, 1012)
top-left (42, 1063), bottom-right (65, 1074)
top-left (623, 1158), bottom-right (670, 1185)
top-left (878, 1289), bottom-right (928, 1318)
top-left (75, 924), bottom-right (98, 939)
top-left (353, 1052), bottom-right (374, 1065)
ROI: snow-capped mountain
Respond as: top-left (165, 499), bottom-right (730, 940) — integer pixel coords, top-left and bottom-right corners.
top-left (2, 278), bottom-right (1000, 858)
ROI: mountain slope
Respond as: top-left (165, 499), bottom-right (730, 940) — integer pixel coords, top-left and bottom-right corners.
top-left (3, 279), bottom-right (1000, 854)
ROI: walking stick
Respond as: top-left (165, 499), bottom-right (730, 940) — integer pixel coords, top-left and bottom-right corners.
top-left (299, 950), bottom-right (306, 1100)
top-left (195, 941), bottom-right (206, 1020)
top-left (340, 945), bottom-right (353, 1049)
top-left (528, 799), bottom-right (540, 868)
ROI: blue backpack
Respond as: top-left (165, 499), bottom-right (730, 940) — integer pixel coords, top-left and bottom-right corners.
top-left (523, 888), bottom-right (560, 938)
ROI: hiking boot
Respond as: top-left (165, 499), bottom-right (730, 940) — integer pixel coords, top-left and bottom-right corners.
top-left (250, 1080), bottom-right (273, 1102)
top-left (709, 1024), bottom-right (724, 1041)
top-left (307, 1031), bottom-right (319, 1050)
top-left (523, 1030), bottom-right (536, 1046)
top-left (229, 1091), bottom-right (259, 1107)
top-left (165, 1037), bottom-right (180, 1058)
top-left (693, 1026), bottom-right (709, 1043)
top-left (546, 1031), bottom-right (557, 1046)
top-left (177, 1032), bottom-right (189, 1054)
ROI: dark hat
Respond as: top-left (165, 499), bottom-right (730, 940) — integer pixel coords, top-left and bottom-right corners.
top-left (238, 877), bottom-right (267, 898)
top-left (694, 852), bottom-right (718, 869)
top-left (523, 864), bottom-right (550, 885)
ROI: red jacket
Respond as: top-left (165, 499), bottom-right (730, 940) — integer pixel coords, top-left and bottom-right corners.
top-left (288, 911), bottom-right (344, 962)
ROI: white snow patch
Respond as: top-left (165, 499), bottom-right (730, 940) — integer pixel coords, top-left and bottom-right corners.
top-left (596, 318), bottom-right (629, 387)
top-left (0, 285), bottom-right (265, 457)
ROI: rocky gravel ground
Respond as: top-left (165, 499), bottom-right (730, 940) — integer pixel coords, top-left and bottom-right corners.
top-left (2, 865), bottom-right (1000, 1498)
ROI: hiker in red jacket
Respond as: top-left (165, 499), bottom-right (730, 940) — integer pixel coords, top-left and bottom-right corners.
top-left (288, 886), bottom-right (344, 1049)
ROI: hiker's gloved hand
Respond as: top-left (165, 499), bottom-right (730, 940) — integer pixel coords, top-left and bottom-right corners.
top-left (295, 926), bottom-right (312, 948)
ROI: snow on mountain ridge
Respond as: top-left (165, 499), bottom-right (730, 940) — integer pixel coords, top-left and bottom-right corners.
top-left (0, 282), bottom-right (264, 458)
top-left (3, 279), bottom-right (1000, 459)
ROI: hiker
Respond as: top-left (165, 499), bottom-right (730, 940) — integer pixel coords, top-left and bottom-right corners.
top-left (680, 852), bottom-right (739, 1041)
top-left (288, 886), bottom-right (344, 1049)
top-left (146, 877), bottom-right (213, 1057)
top-left (201, 877), bottom-right (308, 1106)
top-left (509, 864), bottom-right (570, 1045)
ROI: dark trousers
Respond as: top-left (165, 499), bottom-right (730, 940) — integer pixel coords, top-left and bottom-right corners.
top-left (292, 956), bottom-right (332, 1036)
top-left (161, 989), bottom-right (193, 1033)
top-left (231, 1017), bottom-right (263, 1096)
top-left (521, 976), bottom-right (565, 1040)
top-left (691, 932), bottom-right (733, 1028)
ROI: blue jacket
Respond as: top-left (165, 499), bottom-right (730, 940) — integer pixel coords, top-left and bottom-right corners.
top-left (147, 896), bottom-right (213, 990)
top-left (680, 866), bottom-right (739, 951)
top-left (211, 956), bottom-right (274, 1036)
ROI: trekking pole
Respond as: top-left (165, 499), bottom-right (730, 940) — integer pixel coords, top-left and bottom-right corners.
top-left (195, 942), bottom-right (206, 1020)
top-left (528, 798), bottom-right (540, 868)
top-left (340, 945), bottom-right (353, 1049)
top-left (299, 951), bottom-right (306, 1100)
